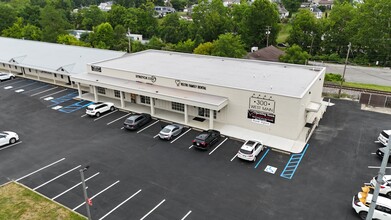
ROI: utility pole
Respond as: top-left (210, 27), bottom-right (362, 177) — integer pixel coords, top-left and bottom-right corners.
top-left (366, 136), bottom-right (391, 220)
top-left (338, 42), bottom-right (351, 98)
top-left (80, 166), bottom-right (92, 220)
top-left (265, 26), bottom-right (271, 47)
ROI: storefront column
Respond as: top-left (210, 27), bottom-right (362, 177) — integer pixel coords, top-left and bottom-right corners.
top-left (150, 98), bottom-right (155, 116)
top-left (209, 109), bottom-right (213, 129)
top-left (120, 91), bottom-right (125, 108)
top-left (37, 70), bottom-right (40, 80)
top-left (93, 86), bottom-right (98, 102)
top-left (184, 104), bottom-right (188, 124)
top-left (77, 83), bottom-right (82, 98)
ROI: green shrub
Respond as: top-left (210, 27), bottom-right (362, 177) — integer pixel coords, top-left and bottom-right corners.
top-left (325, 73), bottom-right (343, 82)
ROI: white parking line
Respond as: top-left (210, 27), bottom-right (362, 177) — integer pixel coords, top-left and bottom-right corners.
top-left (107, 113), bottom-right (131, 125)
top-left (73, 180), bottom-right (120, 211)
top-left (33, 165), bottom-right (81, 190)
top-left (13, 82), bottom-right (37, 90)
top-left (181, 211), bottom-right (192, 220)
top-left (16, 158), bottom-right (66, 182)
top-left (230, 153), bottom-right (238, 162)
top-left (31, 87), bottom-right (58, 96)
top-left (23, 84), bottom-right (49, 93)
top-left (121, 127), bottom-right (124, 130)
top-left (99, 189), bottom-right (142, 220)
top-left (368, 166), bottom-right (391, 169)
top-left (81, 114), bottom-right (87, 118)
top-left (371, 152), bottom-right (376, 155)
top-left (39, 89), bottom-right (68, 99)
top-left (4, 86), bottom-right (12, 89)
top-left (188, 145), bottom-right (193, 149)
top-left (171, 129), bottom-right (192, 144)
top-left (140, 199), bottom-right (166, 220)
top-left (94, 110), bottom-right (118, 121)
top-left (2, 79), bottom-right (25, 86)
top-left (137, 120), bottom-right (160, 134)
top-left (154, 134), bottom-right (159, 138)
top-left (15, 89), bottom-right (24, 93)
top-left (52, 172), bottom-right (100, 200)
top-left (0, 141), bottom-right (23, 151)
top-left (209, 138), bottom-right (228, 155)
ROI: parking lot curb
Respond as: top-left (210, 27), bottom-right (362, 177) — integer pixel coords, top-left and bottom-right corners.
top-left (271, 148), bottom-right (291, 155)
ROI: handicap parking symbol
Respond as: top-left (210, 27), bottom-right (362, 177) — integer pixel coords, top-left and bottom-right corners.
top-left (264, 165), bottom-right (277, 174)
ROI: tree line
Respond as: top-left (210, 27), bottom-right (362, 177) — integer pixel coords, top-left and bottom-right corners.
top-left (0, 0), bottom-right (389, 66)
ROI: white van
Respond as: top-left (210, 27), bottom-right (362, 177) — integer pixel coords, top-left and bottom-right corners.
top-left (379, 130), bottom-right (391, 147)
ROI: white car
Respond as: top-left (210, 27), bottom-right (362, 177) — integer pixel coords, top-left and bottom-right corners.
top-left (0, 72), bottom-right (15, 82)
top-left (371, 175), bottom-right (391, 198)
top-left (86, 102), bottom-right (115, 117)
top-left (237, 139), bottom-right (265, 162)
top-left (158, 124), bottom-right (183, 140)
top-left (352, 189), bottom-right (391, 219)
top-left (0, 131), bottom-right (19, 147)
top-left (379, 130), bottom-right (391, 147)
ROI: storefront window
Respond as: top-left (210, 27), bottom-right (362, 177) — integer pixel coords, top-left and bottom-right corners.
top-left (172, 102), bottom-right (184, 112)
top-left (114, 90), bottom-right (120, 98)
top-left (97, 87), bottom-right (106, 94)
top-left (198, 107), bottom-right (216, 119)
top-left (140, 95), bottom-right (151, 104)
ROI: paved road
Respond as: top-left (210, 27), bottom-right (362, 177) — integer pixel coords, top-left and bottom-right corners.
top-left (310, 61), bottom-right (391, 87)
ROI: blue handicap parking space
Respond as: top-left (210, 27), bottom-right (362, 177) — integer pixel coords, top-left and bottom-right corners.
top-left (58, 100), bottom-right (94, 113)
top-left (49, 92), bottom-right (78, 106)
top-left (280, 144), bottom-right (309, 180)
top-left (254, 148), bottom-right (270, 169)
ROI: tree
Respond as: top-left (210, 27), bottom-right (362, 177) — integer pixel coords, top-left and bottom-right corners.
top-left (57, 34), bottom-right (90, 47)
top-left (159, 13), bottom-right (181, 43)
top-left (287, 9), bottom-right (321, 54)
top-left (22, 24), bottom-right (42, 40)
top-left (40, 5), bottom-right (70, 42)
top-left (170, 0), bottom-right (187, 11)
top-left (112, 25), bottom-right (129, 51)
top-left (279, 44), bottom-right (310, 64)
top-left (131, 41), bottom-right (147, 52)
top-left (193, 42), bottom-right (213, 55)
top-left (91, 22), bottom-right (114, 49)
top-left (322, 2), bottom-right (355, 56)
top-left (349, 0), bottom-right (391, 66)
top-left (146, 36), bottom-right (165, 50)
top-left (175, 39), bottom-right (195, 53)
top-left (19, 5), bottom-right (41, 27)
top-left (233, 0), bottom-right (280, 49)
top-left (192, 0), bottom-right (232, 42)
top-left (211, 33), bottom-right (247, 58)
top-left (281, 0), bottom-right (302, 14)
top-left (107, 5), bottom-right (128, 29)
top-left (2, 18), bottom-right (24, 39)
top-left (134, 2), bottom-right (158, 38)
top-left (0, 3), bottom-right (17, 33)
top-left (81, 6), bottom-right (106, 30)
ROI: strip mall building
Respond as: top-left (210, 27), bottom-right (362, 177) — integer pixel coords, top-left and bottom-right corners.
top-left (0, 37), bottom-right (327, 153)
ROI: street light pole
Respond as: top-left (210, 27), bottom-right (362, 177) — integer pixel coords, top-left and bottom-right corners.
top-left (366, 136), bottom-right (391, 220)
top-left (127, 28), bottom-right (131, 53)
top-left (338, 42), bottom-right (351, 98)
top-left (80, 166), bottom-right (92, 220)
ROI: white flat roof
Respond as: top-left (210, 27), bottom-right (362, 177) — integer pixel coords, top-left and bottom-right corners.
top-left (93, 50), bottom-right (325, 98)
top-left (0, 37), bottom-right (125, 75)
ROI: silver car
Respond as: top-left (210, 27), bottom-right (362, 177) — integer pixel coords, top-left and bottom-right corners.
top-left (158, 124), bottom-right (183, 140)
top-left (0, 72), bottom-right (15, 82)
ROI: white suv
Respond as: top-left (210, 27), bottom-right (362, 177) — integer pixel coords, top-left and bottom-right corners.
top-left (371, 175), bottom-right (391, 198)
top-left (379, 130), bottom-right (391, 147)
top-left (0, 72), bottom-right (15, 82)
top-left (237, 140), bottom-right (265, 162)
top-left (86, 102), bottom-right (115, 117)
top-left (352, 190), bottom-right (391, 219)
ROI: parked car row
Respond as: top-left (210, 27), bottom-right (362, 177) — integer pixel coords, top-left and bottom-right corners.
top-left (352, 130), bottom-right (391, 220)
top-left (85, 102), bottom-right (266, 161)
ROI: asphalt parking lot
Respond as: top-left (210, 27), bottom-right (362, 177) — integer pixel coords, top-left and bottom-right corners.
top-left (1, 77), bottom-right (391, 219)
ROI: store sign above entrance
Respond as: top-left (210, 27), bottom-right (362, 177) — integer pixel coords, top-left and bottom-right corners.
top-left (135, 74), bottom-right (156, 83)
top-left (174, 80), bottom-right (206, 90)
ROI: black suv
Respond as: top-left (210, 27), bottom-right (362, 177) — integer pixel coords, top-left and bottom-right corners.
top-left (123, 113), bottom-right (152, 130)
top-left (192, 129), bottom-right (220, 150)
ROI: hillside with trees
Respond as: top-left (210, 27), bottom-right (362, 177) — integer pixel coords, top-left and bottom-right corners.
top-left (0, 0), bottom-right (389, 66)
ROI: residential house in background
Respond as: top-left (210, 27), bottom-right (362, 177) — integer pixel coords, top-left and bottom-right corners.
top-left (310, 6), bottom-right (323, 19)
top-left (246, 45), bottom-right (285, 62)
top-left (98, 1), bottom-right (112, 11)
